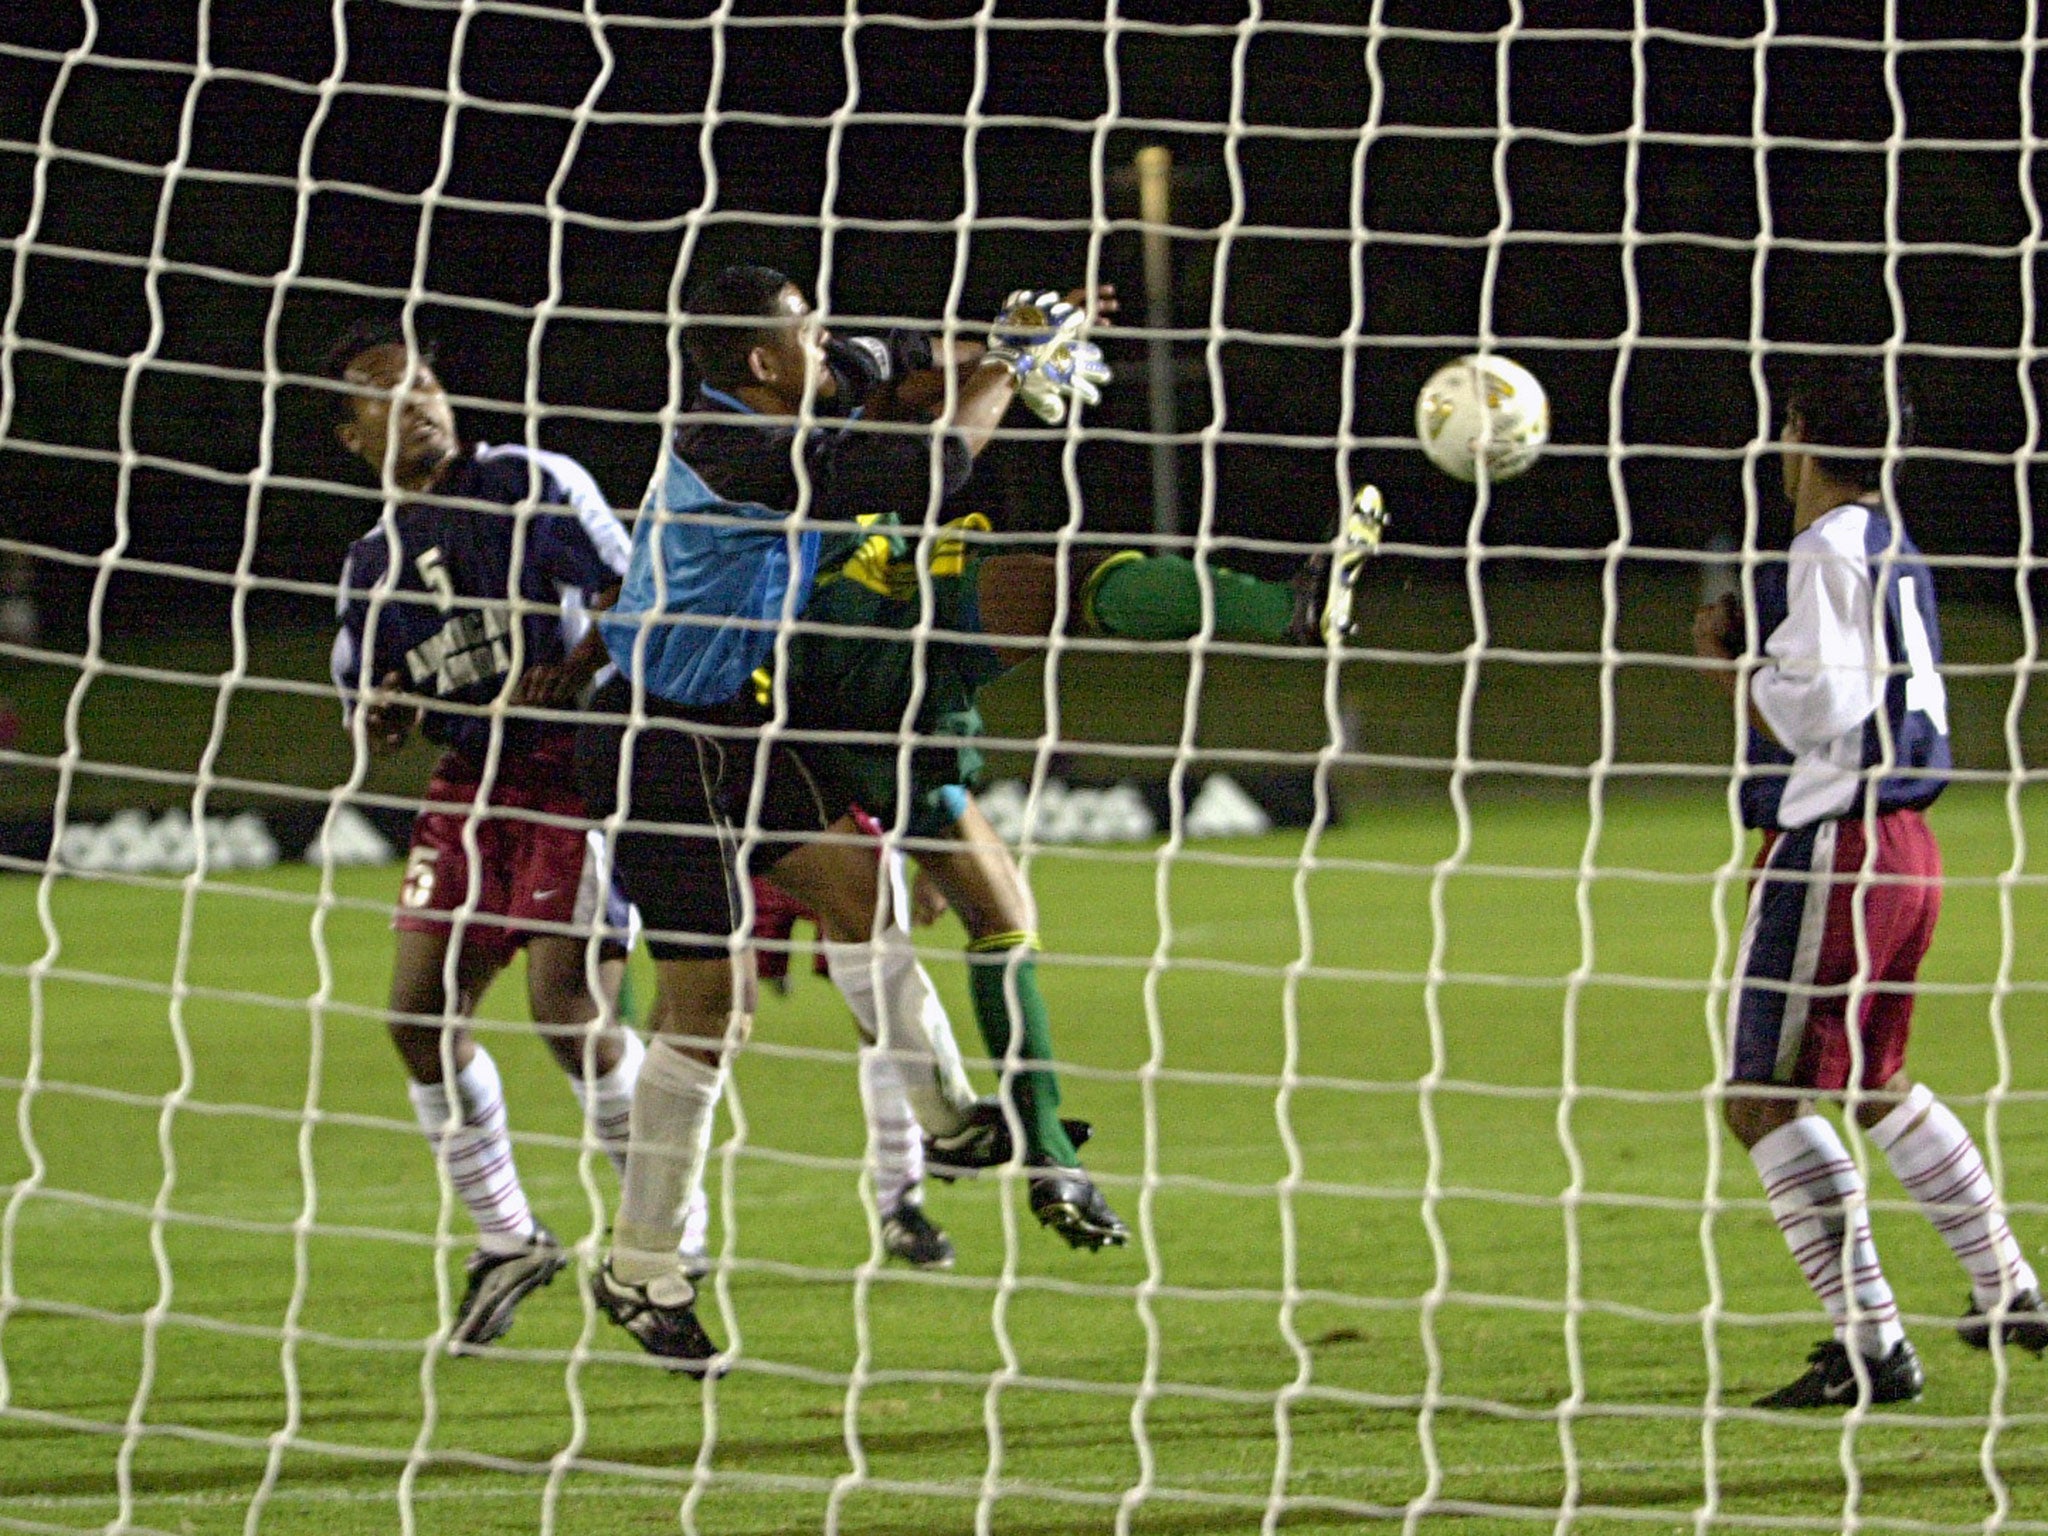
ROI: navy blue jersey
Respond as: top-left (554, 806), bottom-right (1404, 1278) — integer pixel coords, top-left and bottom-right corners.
top-left (599, 384), bottom-right (972, 708)
top-left (332, 443), bottom-right (629, 765)
top-left (1741, 499), bottom-right (1951, 830)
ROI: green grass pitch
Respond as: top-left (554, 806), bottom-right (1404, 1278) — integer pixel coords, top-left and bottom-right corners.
top-left (6, 782), bottom-right (2048, 1534)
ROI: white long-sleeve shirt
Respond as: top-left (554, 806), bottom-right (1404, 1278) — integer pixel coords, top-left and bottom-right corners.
top-left (1741, 499), bottom-right (1950, 831)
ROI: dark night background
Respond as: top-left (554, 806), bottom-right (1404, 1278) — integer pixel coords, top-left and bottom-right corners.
top-left (3, 0), bottom-right (2045, 641)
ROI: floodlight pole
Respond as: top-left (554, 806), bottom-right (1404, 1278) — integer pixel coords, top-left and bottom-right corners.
top-left (1136, 145), bottom-right (1180, 540)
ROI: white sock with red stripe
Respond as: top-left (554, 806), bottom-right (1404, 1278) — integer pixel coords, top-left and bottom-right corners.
top-left (567, 1027), bottom-right (644, 1177)
top-left (860, 1048), bottom-right (924, 1215)
top-left (1750, 1114), bottom-right (1905, 1359)
top-left (408, 1046), bottom-right (537, 1256)
top-left (1869, 1083), bottom-right (2038, 1309)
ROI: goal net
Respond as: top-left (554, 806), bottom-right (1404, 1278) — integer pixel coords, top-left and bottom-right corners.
top-left (3, 3), bottom-right (2043, 1533)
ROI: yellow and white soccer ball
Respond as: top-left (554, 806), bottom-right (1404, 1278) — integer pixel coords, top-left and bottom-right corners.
top-left (1415, 354), bottom-right (1550, 483)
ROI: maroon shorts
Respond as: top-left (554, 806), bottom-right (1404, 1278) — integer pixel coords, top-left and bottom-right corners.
top-left (396, 750), bottom-right (626, 967)
top-left (1728, 808), bottom-right (1942, 1091)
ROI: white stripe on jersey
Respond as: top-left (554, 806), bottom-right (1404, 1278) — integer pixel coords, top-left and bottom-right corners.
top-left (472, 441), bottom-right (631, 577)
top-left (329, 627), bottom-right (358, 724)
top-left (1751, 501), bottom-right (1886, 828)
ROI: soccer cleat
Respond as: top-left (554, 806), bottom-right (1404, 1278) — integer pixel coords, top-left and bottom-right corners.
top-left (1752, 1338), bottom-right (1923, 1409)
top-left (446, 1223), bottom-right (569, 1354)
top-left (923, 1098), bottom-right (1092, 1181)
top-left (1288, 483), bottom-right (1388, 645)
top-left (880, 1201), bottom-right (955, 1270)
top-left (1027, 1160), bottom-right (1129, 1251)
top-left (591, 1261), bottom-right (723, 1377)
top-left (1958, 1290), bottom-right (2048, 1356)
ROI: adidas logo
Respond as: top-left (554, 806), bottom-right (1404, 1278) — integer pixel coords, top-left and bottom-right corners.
top-left (975, 774), bottom-right (1276, 846)
top-left (56, 809), bottom-right (280, 875)
top-left (1183, 774), bottom-right (1273, 839)
top-left (303, 805), bottom-right (395, 867)
top-left (977, 779), bottom-right (1156, 846)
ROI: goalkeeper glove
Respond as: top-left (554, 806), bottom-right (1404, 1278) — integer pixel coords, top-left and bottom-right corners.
top-left (823, 329), bottom-right (938, 408)
top-left (984, 290), bottom-right (1113, 425)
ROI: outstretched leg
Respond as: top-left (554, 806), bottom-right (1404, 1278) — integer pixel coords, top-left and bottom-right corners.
top-left (974, 485), bottom-right (1386, 655)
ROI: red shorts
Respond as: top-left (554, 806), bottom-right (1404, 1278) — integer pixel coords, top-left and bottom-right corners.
top-left (1729, 808), bottom-right (1942, 1091)
top-left (395, 750), bottom-right (622, 967)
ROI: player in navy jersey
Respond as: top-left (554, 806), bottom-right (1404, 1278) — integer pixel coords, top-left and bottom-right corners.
top-left (1694, 359), bottom-right (2043, 1409)
top-left (325, 322), bottom-right (645, 1353)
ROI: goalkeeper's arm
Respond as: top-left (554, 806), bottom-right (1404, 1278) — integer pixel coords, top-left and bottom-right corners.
top-left (829, 284), bottom-right (1115, 426)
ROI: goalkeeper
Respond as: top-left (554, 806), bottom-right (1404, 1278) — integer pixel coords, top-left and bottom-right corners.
top-left (573, 265), bottom-right (1127, 1371)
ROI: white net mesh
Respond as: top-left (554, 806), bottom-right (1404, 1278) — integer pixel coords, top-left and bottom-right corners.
top-left (4, 4), bottom-right (2047, 1534)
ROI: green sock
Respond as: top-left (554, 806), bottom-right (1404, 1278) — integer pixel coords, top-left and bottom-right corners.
top-left (1089, 554), bottom-right (1293, 643)
top-left (965, 941), bottom-right (1079, 1167)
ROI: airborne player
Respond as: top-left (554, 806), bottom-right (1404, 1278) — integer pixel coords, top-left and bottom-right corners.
top-left (572, 266), bottom-right (1127, 1369)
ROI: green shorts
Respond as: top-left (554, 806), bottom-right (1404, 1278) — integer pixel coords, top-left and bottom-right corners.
top-left (804, 718), bottom-right (983, 841)
top-left (786, 517), bottom-right (1004, 839)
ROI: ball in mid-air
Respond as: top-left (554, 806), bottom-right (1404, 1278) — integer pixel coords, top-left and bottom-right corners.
top-left (1415, 354), bottom-right (1549, 483)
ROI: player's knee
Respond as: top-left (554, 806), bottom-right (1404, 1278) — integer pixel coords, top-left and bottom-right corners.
top-left (644, 955), bottom-right (750, 1063)
top-left (387, 1018), bottom-right (471, 1084)
top-left (1722, 1087), bottom-right (1796, 1148)
top-left (643, 1017), bottom-right (740, 1071)
top-left (1854, 1071), bottom-right (1920, 1133)
top-left (525, 947), bottom-right (604, 1025)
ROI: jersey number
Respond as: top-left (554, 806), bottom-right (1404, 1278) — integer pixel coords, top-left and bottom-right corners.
top-left (415, 547), bottom-right (456, 613)
top-left (1895, 576), bottom-right (1949, 734)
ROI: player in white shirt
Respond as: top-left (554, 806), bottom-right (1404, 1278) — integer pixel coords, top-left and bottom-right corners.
top-left (1694, 359), bottom-right (2043, 1409)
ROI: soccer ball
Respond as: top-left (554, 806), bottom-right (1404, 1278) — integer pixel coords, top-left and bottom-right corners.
top-left (1415, 354), bottom-right (1550, 483)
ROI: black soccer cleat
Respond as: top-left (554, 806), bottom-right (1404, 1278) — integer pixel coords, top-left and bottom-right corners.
top-left (1752, 1338), bottom-right (1923, 1410)
top-left (1958, 1289), bottom-right (2048, 1356)
top-left (1027, 1161), bottom-right (1129, 1251)
top-left (880, 1201), bottom-right (955, 1270)
top-left (591, 1261), bottom-right (723, 1377)
top-left (447, 1223), bottom-right (570, 1355)
top-left (923, 1098), bottom-right (1092, 1181)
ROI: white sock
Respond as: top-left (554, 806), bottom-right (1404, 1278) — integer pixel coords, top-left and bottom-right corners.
top-left (612, 1037), bottom-right (724, 1286)
top-left (1869, 1084), bottom-right (2039, 1309)
top-left (408, 1047), bottom-right (535, 1255)
top-left (860, 1047), bottom-right (924, 1214)
top-left (567, 1027), bottom-right (644, 1177)
top-left (825, 930), bottom-right (975, 1137)
top-left (1751, 1115), bottom-right (1905, 1359)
